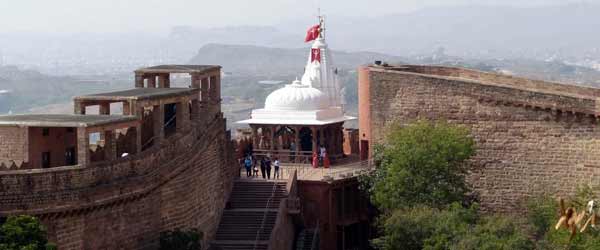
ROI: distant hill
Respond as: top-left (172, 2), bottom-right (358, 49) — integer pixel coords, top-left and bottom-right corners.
top-left (188, 43), bottom-right (405, 76)
top-left (281, 3), bottom-right (600, 60)
top-left (0, 66), bottom-right (125, 114)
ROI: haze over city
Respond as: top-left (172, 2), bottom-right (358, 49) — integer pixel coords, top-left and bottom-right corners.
top-left (4, 1), bottom-right (600, 250)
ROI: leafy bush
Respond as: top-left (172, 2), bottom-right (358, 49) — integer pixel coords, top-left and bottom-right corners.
top-left (373, 203), bottom-right (533, 250)
top-left (0, 215), bottom-right (56, 250)
top-left (454, 215), bottom-right (533, 250)
top-left (159, 228), bottom-right (203, 250)
top-left (362, 120), bottom-right (475, 211)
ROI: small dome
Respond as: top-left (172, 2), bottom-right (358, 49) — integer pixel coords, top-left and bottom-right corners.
top-left (265, 81), bottom-right (328, 111)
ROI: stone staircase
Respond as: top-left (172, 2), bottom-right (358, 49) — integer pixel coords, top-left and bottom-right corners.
top-left (211, 180), bottom-right (288, 250)
top-left (295, 229), bottom-right (318, 250)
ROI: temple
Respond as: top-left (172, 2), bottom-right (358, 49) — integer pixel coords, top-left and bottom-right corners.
top-left (238, 18), bottom-right (355, 163)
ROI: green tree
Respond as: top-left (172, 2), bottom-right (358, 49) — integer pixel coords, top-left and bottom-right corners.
top-left (0, 215), bottom-right (56, 250)
top-left (159, 228), bottom-right (202, 250)
top-left (362, 120), bottom-right (476, 211)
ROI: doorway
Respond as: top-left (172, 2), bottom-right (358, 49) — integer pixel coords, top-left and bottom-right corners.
top-left (299, 127), bottom-right (313, 152)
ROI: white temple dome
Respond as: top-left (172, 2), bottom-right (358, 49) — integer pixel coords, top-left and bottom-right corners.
top-left (264, 80), bottom-right (328, 111)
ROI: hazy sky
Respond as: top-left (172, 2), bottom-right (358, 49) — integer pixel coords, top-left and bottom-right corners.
top-left (0, 0), bottom-right (596, 33)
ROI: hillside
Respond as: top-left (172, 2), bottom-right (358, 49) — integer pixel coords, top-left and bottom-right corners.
top-left (188, 43), bottom-right (405, 76)
top-left (0, 66), bottom-right (129, 114)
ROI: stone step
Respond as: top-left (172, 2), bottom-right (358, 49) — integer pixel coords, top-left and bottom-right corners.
top-left (211, 241), bottom-right (269, 250)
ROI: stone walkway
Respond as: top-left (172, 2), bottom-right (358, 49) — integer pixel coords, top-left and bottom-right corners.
top-left (239, 159), bottom-right (373, 181)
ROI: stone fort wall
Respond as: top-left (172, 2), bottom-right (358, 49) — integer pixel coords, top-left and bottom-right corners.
top-left (0, 126), bottom-right (28, 167)
top-left (0, 116), bottom-right (237, 249)
top-left (361, 65), bottom-right (600, 213)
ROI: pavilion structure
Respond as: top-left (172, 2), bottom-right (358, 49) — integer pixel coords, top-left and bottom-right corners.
top-left (237, 18), bottom-right (355, 163)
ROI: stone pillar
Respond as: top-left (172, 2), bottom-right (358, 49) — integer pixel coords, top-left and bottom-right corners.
top-left (200, 77), bottom-right (210, 103)
top-left (76, 127), bottom-right (90, 167)
top-left (270, 126), bottom-right (275, 151)
top-left (99, 102), bottom-right (110, 115)
top-left (318, 127), bottom-right (323, 148)
top-left (153, 105), bottom-right (164, 144)
top-left (176, 101), bottom-right (190, 132)
top-left (135, 73), bottom-right (144, 88)
top-left (294, 126), bottom-right (301, 163)
top-left (158, 74), bottom-right (170, 88)
top-left (147, 75), bottom-right (157, 88)
top-left (74, 100), bottom-right (86, 115)
top-left (123, 101), bottom-right (131, 115)
top-left (252, 126), bottom-right (259, 150)
top-left (294, 127), bottom-right (301, 153)
top-left (210, 74), bottom-right (221, 103)
top-left (191, 74), bottom-right (201, 88)
top-left (104, 130), bottom-right (116, 160)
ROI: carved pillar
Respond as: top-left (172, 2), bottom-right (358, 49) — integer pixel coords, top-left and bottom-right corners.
top-left (104, 130), bottom-right (116, 160)
top-left (74, 100), bottom-right (86, 115)
top-left (153, 104), bottom-right (164, 144)
top-left (99, 102), bottom-right (110, 115)
top-left (77, 127), bottom-right (90, 167)
top-left (135, 73), bottom-right (144, 88)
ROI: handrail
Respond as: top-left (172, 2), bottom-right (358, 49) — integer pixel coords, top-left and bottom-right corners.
top-left (310, 219), bottom-right (319, 250)
top-left (253, 181), bottom-right (279, 250)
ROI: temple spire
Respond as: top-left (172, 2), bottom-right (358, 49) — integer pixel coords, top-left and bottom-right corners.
top-left (318, 13), bottom-right (325, 39)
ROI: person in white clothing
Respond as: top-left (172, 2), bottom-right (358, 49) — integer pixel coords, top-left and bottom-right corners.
top-left (273, 158), bottom-right (281, 179)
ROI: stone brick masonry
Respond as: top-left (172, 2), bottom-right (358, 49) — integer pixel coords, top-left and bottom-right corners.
top-left (0, 115), bottom-right (237, 249)
top-left (0, 126), bottom-right (28, 168)
top-left (361, 65), bottom-right (600, 213)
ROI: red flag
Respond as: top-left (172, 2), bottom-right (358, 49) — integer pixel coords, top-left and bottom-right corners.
top-left (311, 48), bottom-right (321, 63)
top-left (304, 24), bottom-right (320, 42)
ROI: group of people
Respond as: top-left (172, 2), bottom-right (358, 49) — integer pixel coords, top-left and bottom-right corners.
top-left (312, 145), bottom-right (330, 168)
top-left (242, 155), bottom-right (281, 179)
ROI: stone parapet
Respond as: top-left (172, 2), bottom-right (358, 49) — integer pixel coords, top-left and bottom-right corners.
top-left (363, 64), bottom-right (600, 213)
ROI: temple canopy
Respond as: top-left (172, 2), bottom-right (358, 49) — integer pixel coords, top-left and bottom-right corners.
top-left (236, 19), bottom-right (355, 162)
top-left (237, 22), bottom-right (355, 126)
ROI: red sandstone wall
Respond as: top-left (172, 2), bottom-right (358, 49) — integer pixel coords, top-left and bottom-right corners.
top-left (358, 66), bottom-right (371, 160)
top-left (299, 179), bottom-right (370, 250)
top-left (0, 117), bottom-right (237, 249)
top-left (0, 126), bottom-right (28, 169)
top-left (28, 127), bottom-right (77, 169)
top-left (366, 67), bottom-right (600, 213)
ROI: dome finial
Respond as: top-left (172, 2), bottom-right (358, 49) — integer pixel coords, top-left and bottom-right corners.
top-left (318, 12), bottom-right (325, 39)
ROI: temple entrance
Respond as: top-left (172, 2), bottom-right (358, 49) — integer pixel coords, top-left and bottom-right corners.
top-left (299, 127), bottom-right (313, 152)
